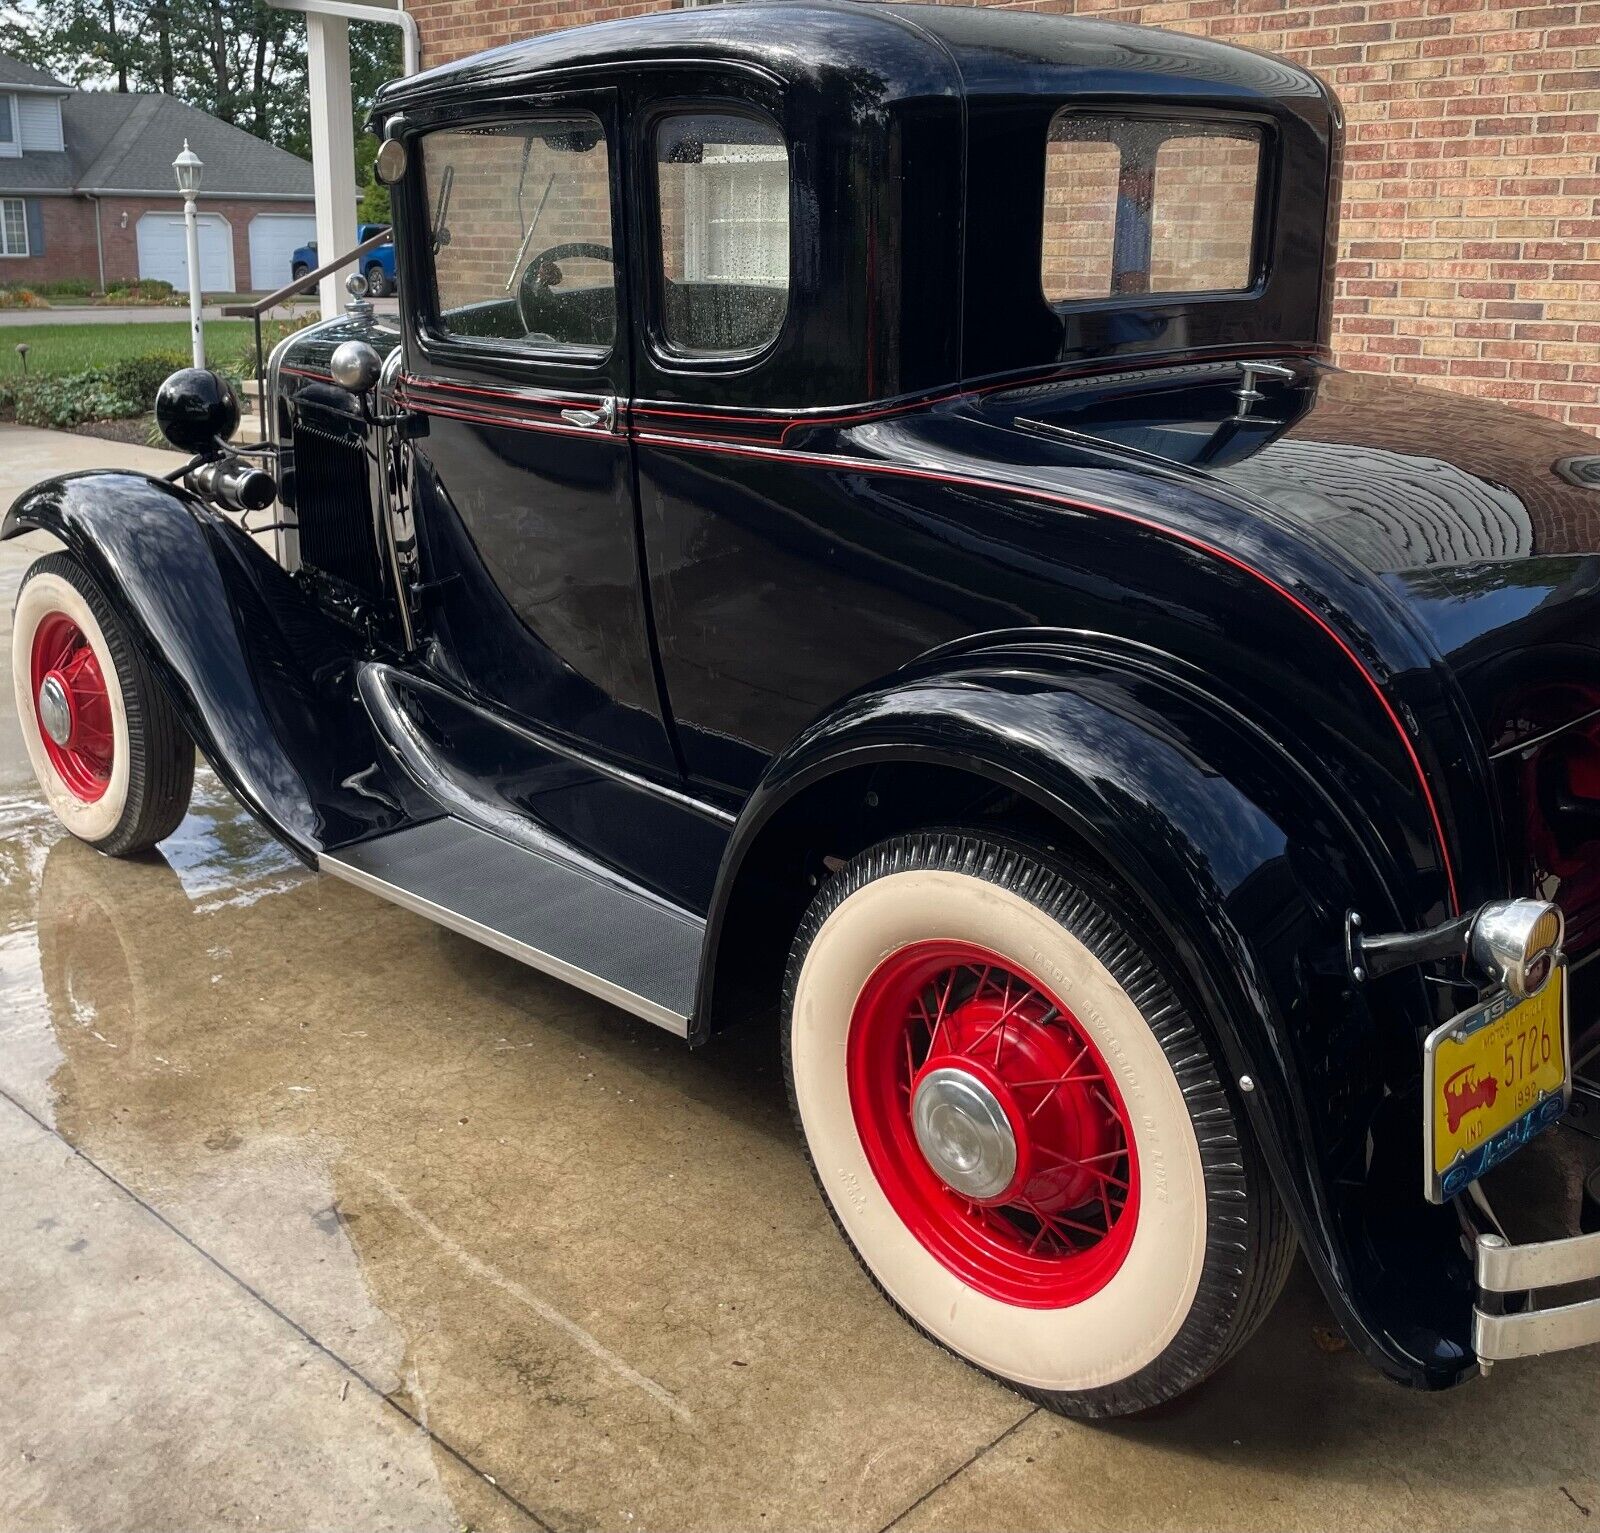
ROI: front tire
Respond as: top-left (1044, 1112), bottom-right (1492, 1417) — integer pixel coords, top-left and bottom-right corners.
top-left (12, 553), bottom-right (194, 856)
top-left (783, 831), bottom-right (1293, 1418)
top-left (365, 262), bottom-right (391, 298)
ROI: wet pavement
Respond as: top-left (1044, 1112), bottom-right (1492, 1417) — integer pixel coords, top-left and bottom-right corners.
top-left (3, 431), bottom-right (1600, 1531)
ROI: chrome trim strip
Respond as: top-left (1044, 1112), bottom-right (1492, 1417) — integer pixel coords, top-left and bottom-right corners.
top-left (319, 849), bottom-right (690, 1037)
top-left (376, 345), bottom-right (417, 650)
top-left (264, 322), bottom-right (302, 572)
top-left (1474, 1296), bottom-right (1600, 1362)
top-left (1477, 1228), bottom-right (1600, 1292)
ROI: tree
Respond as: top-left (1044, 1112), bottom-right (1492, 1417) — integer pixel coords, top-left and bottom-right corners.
top-left (0, 0), bottom-right (402, 184)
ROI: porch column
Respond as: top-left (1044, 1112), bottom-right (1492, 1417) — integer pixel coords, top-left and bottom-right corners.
top-left (306, 9), bottom-right (357, 318)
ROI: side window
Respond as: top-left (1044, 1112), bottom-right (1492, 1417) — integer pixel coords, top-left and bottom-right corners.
top-left (654, 111), bottom-right (789, 357)
top-left (1042, 115), bottom-right (1263, 303)
top-left (421, 115), bottom-right (615, 352)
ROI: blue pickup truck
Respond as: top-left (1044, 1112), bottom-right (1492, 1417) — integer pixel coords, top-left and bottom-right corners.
top-left (290, 223), bottom-right (394, 295)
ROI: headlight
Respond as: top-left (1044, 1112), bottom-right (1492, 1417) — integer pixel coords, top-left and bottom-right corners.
top-left (1469, 898), bottom-right (1564, 998)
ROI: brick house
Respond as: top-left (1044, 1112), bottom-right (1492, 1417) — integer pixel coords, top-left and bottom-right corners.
top-left (0, 56), bottom-right (315, 294)
top-left (290, 0), bottom-right (1599, 431)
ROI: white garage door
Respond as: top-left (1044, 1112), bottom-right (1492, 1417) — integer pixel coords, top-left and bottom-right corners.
top-left (248, 214), bottom-right (317, 291)
top-left (135, 212), bottom-right (234, 293)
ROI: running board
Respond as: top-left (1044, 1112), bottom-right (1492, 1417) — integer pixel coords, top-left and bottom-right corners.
top-left (320, 817), bottom-right (702, 1035)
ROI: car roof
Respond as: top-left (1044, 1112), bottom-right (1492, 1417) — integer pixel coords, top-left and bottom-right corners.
top-left (376, 0), bottom-right (1323, 117)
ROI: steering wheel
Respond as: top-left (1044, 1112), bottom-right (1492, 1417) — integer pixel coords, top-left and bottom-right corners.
top-left (517, 242), bottom-right (614, 335)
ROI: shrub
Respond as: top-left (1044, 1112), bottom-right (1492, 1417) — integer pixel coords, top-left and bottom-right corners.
top-left (0, 347), bottom-right (189, 428)
top-left (101, 278), bottom-right (178, 304)
top-left (0, 287), bottom-right (46, 310)
top-left (30, 279), bottom-right (95, 299)
top-left (103, 349), bottom-right (191, 401)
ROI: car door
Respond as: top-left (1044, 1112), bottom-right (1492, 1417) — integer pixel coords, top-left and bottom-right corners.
top-left (400, 92), bottom-right (678, 776)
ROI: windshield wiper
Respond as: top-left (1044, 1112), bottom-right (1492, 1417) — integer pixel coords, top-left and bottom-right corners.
top-left (430, 164), bottom-right (454, 253)
top-left (506, 171), bottom-right (556, 293)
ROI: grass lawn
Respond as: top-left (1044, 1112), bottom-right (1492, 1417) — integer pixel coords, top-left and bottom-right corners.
top-left (0, 321), bottom-right (270, 377)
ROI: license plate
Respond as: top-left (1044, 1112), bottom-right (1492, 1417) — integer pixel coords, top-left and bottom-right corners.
top-left (1423, 965), bottom-right (1569, 1203)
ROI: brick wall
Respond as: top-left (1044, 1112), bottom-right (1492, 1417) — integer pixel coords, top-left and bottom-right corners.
top-left (423, 124), bottom-right (613, 314)
top-left (0, 196), bottom-right (99, 289)
top-left (403, 0), bottom-right (1600, 432)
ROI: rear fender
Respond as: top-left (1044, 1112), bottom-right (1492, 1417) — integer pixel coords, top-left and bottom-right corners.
top-left (4, 471), bottom-right (426, 861)
top-left (702, 642), bottom-right (1473, 1389)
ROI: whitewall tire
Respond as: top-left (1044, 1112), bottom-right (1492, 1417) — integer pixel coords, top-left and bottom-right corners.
top-left (783, 831), bottom-right (1294, 1418)
top-left (13, 554), bottom-right (194, 856)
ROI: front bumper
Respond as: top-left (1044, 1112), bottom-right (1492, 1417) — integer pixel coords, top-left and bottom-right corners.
top-left (1475, 1220), bottom-right (1600, 1361)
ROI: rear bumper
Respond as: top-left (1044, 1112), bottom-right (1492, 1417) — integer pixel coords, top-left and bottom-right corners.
top-left (1474, 1228), bottom-right (1600, 1360)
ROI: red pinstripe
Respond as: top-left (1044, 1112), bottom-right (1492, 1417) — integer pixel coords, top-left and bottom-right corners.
top-left (293, 350), bottom-right (1457, 909)
top-left (632, 429), bottom-right (1461, 913)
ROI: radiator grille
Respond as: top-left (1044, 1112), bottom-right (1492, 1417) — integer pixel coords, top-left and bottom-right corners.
top-left (290, 408), bottom-right (382, 598)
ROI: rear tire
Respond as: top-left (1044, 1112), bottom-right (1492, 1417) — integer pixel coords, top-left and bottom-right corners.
top-left (291, 262), bottom-right (310, 282)
top-left (12, 553), bottom-right (194, 857)
top-left (783, 830), bottom-right (1294, 1418)
top-left (365, 262), bottom-right (390, 298)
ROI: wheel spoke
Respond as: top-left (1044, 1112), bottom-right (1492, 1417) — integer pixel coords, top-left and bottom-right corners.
top-left (1029, 1143), bottom-right (1130, 1190)
top-left (43, 626), bottom-right (82, 675)
top-left (59, 644), bottom-right (99, 687)
top-left (959, 981), bottom-right (1039, 1061)
top-left (1009, 1196), bottom-right (1102, 1252)
top-left (861, 941), bottom-right (1139, 1306)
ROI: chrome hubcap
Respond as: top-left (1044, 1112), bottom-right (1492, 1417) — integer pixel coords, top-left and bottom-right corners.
top-left (37, 673), bottom-right (72, 746)
top-left (911, 1066), bottom-right (1017, 1200)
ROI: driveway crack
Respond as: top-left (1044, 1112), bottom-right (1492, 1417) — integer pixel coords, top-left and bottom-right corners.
top-left (0, 1085), bottom-right (555, 1533)
top-left (876, 1406), bottom-right (1038, 1533)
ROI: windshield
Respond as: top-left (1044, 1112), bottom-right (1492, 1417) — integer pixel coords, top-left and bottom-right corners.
top-left (421, 115), bottom-right (616, 351)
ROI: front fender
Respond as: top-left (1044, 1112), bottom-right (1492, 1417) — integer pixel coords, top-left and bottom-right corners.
top-left (4, 471), bottom-right (423, 861)
top-left (702, 641), bottom-right (1473, 1389)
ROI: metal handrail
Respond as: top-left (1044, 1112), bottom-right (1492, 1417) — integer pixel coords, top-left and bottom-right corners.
top-left (220, 228), bottom-right (392, 434)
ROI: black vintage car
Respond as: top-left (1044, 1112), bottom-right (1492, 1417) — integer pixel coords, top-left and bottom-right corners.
top-left (9, 1), bottom-right (1600, 1418)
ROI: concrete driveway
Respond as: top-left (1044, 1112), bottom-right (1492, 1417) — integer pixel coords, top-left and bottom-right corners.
top-left (2, 426), bottom-right (1599, 1532)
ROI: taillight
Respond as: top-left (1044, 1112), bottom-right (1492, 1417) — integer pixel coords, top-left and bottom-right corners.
top-left (1469, 898), bottom-right (1564, 998)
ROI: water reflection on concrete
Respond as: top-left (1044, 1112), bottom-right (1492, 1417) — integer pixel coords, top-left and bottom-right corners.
top-left (4, 762), bottom-right (1600, 1530)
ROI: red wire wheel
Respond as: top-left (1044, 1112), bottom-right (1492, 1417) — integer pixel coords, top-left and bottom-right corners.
top-left (848, 940), bottom-right (1139, 1309)
top-left (29, 611), bottom-right (115, 804)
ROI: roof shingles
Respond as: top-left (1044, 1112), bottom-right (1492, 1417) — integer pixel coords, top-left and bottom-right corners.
top-left (0, 56), bottom-right (68, 90)
top-left (0, 57), bottom-right (310, 198)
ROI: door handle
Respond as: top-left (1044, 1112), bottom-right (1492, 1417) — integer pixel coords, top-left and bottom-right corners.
top-left (560, 397), bottom-right (618, 433)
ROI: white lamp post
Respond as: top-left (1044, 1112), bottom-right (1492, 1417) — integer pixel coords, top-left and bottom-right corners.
top-left (173, 140), bottom-right (205, 367)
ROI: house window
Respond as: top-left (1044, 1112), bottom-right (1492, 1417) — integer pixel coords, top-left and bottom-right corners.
top-left (1042, 114), bottom-right (1263, 304)
top-left (0, 95), bottom-right (18, 158)
top-left (421, 115), bottom-right (615, 353)
top-left (0, 199), bottom-right (28, 257)
top-left (654, 111), bottom-right (789, 357)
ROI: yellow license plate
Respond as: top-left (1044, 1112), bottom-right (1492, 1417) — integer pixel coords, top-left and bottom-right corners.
top-left (1423, 965), bottom-right (1568, 1202)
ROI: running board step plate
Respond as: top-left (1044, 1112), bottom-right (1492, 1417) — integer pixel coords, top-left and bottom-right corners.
top-left (321, 817), bottom-right (702, 1035)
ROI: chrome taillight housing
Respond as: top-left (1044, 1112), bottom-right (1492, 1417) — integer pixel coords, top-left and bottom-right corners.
top-left (1468, 898), bottom-right (1564, 998)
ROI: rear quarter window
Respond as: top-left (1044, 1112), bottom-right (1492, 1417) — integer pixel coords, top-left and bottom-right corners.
top-left (653, 111), bottom-right (790, 358)
top-left (1042, 115), bottom-right (1264, 304)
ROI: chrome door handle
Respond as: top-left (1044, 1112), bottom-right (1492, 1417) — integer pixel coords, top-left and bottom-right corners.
top-left (560, 397), bottom-right (617, 432)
